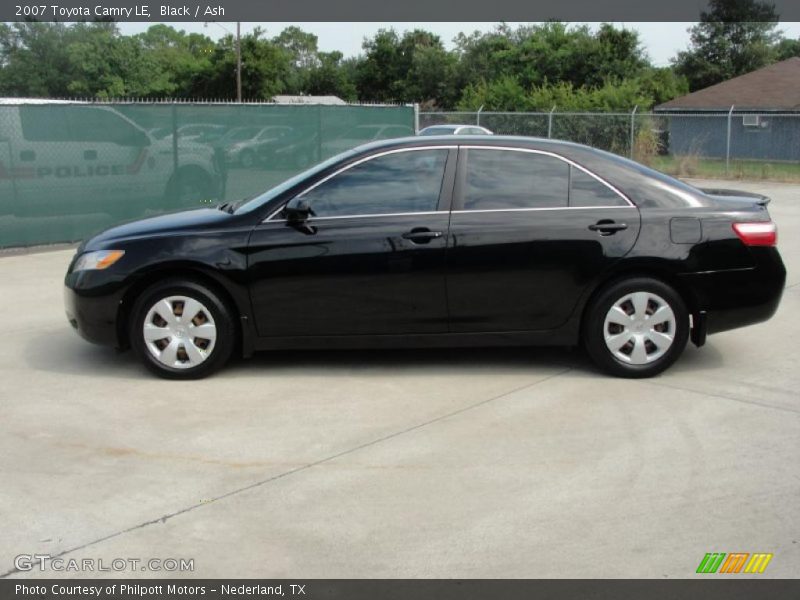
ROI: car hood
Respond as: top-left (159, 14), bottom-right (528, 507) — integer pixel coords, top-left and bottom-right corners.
top-left (83, 208), bottom-right (233, 250)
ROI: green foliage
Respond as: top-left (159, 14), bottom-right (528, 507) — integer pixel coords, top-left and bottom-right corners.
top-left (672, 0), bottom-right (781, 91)
top-left (0, 18), bottom-right (792, 108)
top-left (355, 29), bottom-right (456, 106)
top-left (774, 37), bottom-right (800, 60)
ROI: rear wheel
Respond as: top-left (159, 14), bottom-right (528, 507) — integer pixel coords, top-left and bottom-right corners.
top-left (583, 277), bottom-right (689, 378)
top-left (130, 279), bottom-right (235, 379)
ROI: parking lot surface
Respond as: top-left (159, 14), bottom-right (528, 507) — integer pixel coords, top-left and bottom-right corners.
top-left (1, 179), bottom-right (798, 579)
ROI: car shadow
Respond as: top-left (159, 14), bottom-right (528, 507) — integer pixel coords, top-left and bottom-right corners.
top-left (227, 345), bottom-right (588, 377)
top-left (24, 328), bottom-right (725, 380)
top-left (25, 328), bottom-right (588, 378)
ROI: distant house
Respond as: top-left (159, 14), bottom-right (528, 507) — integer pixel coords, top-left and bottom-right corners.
top-left (271, 95), bottom-right (347, 106)
top-left (655, 57), bottom-right (800, 161)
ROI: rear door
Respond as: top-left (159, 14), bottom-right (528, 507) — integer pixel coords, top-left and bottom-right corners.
top-left (445, 146), bottom-right (641, 332)
top-left (247, 146), bottom-right (456, 337)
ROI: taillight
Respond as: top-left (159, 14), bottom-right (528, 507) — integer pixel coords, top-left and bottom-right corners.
top-left (732, 222), bottom-right (777, 247)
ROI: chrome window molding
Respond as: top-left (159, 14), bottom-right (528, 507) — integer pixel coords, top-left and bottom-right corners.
top-left (459, 144), bottom-right (635, 208)
top-left (263, 142), bottom-right (635, 223)
top-left (264, 145), bottom-right (456, 222)
top-left (451, 205), bottom-right (636, 214)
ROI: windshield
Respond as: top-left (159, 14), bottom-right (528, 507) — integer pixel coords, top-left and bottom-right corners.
top-left (420, 126), bottom-right (456, 135)
top-left (233, 149), bottom-right (359, 214)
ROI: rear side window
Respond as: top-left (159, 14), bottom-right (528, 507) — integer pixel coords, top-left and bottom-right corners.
top-left (462, 149), bottom-right (568, 210)
top-left (569, 166), bottom-right (628, 207)
top-left (299, 149), bottom-right (448, 217)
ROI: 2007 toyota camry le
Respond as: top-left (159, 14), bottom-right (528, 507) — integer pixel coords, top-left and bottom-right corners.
top-left (64, 136), bottom-right (786, 379)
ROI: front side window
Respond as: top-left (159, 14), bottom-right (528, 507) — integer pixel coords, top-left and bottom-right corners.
top-left (299, 149), bottom-right (448, 217)
top-left (462, 149), bottom-right (569, 210)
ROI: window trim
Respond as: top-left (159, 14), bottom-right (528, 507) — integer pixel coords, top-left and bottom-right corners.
top-left (265, 145), bottom-right (457, 222)
top-left (453, 145), bottom-right (635, 212)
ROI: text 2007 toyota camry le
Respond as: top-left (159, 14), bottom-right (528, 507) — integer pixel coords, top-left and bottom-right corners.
top-left (64, 136), bottom-right (786, 379)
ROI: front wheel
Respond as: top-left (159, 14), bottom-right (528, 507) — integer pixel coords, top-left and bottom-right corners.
top-left (129, 280), bottom-right (235, 379)
top-left (583, 277), bottom-right (689, 378)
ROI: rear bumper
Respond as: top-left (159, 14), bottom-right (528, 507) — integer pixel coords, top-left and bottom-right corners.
top-left (679, 247), bottom-right (786, 335)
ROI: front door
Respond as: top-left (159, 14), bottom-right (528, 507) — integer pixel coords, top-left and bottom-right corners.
top-left (247, 147), bottom-right (455, 337)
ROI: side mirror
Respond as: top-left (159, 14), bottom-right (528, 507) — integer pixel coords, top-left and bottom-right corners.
top-left (283, 197), bottom-right (315, 222)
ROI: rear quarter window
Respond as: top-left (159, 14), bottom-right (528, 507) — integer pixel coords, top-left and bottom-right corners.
top-left (569, 167), bottom-right (629, 207)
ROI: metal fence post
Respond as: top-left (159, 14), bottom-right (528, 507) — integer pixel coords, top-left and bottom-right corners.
top-left (726, 105), bottom-right (735, 175)
top-left (630, 105), bottom-right (638, 159)
top-left (413, 103), bottom-right (420, 134)
top-left (548, 105), bottom-right (556, 138)
top-left (171, 101), bottom-right (179, 174)
top-left (477, 105), bottom-right (484, 127)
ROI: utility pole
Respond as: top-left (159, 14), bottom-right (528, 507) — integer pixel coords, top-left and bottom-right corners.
top-left (205, 21), bottom-right (242, 102)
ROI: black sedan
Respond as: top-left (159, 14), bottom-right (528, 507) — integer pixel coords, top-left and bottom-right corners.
top-left (64, 136), bottom-right (786, 379)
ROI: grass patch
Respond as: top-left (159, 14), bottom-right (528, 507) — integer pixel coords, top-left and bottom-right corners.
top-left (650, 156), bottom-right (800, 182)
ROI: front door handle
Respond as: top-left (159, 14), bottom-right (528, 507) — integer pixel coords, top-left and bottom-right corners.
top-left (589, 220), bottom-right (628, 236)
top-left (402, 228), bottom-right (443, 244)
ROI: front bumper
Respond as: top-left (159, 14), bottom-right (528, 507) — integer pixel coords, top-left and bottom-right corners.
top-left (64, 279), bottom-right (125, 347)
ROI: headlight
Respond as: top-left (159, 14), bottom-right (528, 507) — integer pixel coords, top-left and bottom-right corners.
top-left (73, 250), bottom-right (125, 272)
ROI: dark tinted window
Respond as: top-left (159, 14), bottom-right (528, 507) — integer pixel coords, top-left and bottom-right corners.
top-left (569, 167), bottom-right (628, 207)
top-left (66, 108), bottom-right (145, 144)
top-left (300, 149), bottom-right (448, 217)
top-left (463, 149), bottom-right (568, 210)
top-left (20, 106), bottom-right (71, 141)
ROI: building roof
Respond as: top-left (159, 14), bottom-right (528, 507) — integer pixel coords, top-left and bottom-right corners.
top-left (656, 57), bottom-right (800, 112)
top-left (271, 95), bottom-right (346, 105)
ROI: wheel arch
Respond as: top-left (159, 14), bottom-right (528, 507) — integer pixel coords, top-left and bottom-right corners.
top-left (117, 262), bottom-right (253, 356)
top-left (577, 263), bottom-right (700, 339)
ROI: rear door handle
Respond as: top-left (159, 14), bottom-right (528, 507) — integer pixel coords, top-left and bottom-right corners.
top-left (589, 220), bottom-right (628, 236)
top-left (402, 228), bottom-right (443, 244)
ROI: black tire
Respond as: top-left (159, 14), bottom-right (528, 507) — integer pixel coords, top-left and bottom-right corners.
top-left (583, 277), bottom-right (689, 378)
top-left (129, 279), bottom-right (236, 379)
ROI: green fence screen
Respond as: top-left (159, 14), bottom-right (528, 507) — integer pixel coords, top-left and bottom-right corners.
top-left (0, 102), bottom-right (415, 248)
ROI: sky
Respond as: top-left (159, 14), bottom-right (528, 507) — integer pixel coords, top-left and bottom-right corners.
top-left (118, 21), bottom-right (800, 67)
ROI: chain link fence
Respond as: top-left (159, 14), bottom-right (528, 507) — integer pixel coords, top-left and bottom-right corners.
top-left (420, 109), bottom-right (800, 173)
top-left (0, 100), bottom-right (415, 248)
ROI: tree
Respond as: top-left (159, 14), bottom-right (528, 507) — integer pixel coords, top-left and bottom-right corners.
top-left (305, 51), bottom-right (357, 100)
top-left (192, 28), bottom-right (292, 99)
top-left (672, 0), bottom-right (780, 91)
top-left (0, 22), bottom-right (76, 96)
top-left (453, 23), bottom-right (648, 93)
top-left (774, 37), bottom-right (800, 60)
top-left (355, 29), bottom-right (455, 104)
